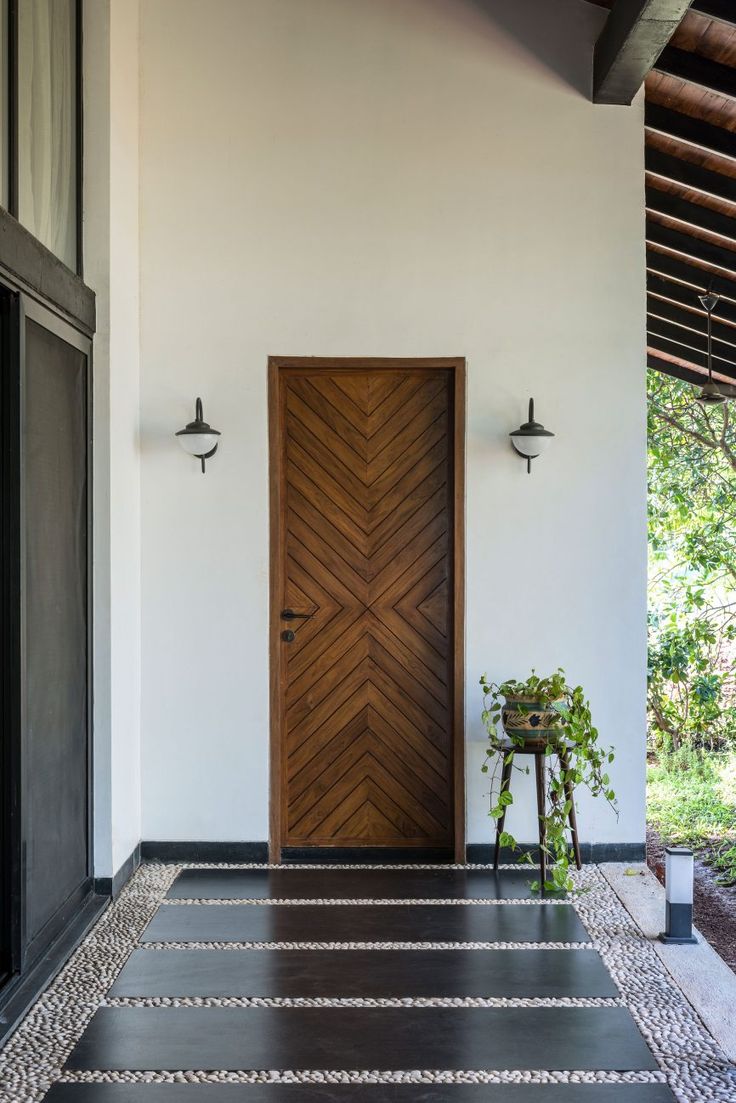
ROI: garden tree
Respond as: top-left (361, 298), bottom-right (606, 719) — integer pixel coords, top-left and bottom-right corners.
top-left (647, 370), bottom-right (736, 751)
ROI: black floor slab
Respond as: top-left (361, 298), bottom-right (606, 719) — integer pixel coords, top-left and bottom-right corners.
top-left (142, 903), bottom-right (590, 944)
top-left (167, 869), bottom-right (556, 901)
top-left (44, 1083), bottom-right (678, 1102)
top-left (110, 948), bottom-right (617, 999)
top-left (65, 1006), bottom-right (658, 1072)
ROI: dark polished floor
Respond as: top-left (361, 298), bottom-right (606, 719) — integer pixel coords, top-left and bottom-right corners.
top-left (46, 866), bottom-right (675, 1101)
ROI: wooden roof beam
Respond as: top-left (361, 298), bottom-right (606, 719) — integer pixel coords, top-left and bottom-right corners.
top-left (646, 147), bottom-right (736, 206)
top-left (689, 1), bottom-right (736, 29)
top-left (655, 46), bottom-right (736, 102)
top-left (647, 296), bottom-right (736, 346)
top-left (647, 316), bottom-right (736, 368)
top-left (648, 314), bottom-right (736, 360)
top-left (593, 0), bottom-right (693, 105)
top-left (648, 266), bottom-right (736, 323)
top-left (645, 103), bottom-right (736, 165)
top-left (646, 240), bottom-right (736, 292)
top-left (646, 187), bottom-right (736, 245)
top-left (647, 349), bottom-right (736, 387)
top-left (647, 223), bottom-right (736, 283)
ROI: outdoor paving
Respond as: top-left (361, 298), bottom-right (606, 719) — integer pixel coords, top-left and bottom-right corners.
top-left (0, 863), bottom-right (733, 1102)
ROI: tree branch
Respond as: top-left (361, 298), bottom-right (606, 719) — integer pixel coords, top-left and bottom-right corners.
top-left (650, 405), bottom-right (720, 451)
top-left (651, 404), bottom-right (736, 473)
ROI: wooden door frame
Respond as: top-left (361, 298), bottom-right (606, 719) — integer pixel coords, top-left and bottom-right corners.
top-left (268, 356), bottom-right (466, 864)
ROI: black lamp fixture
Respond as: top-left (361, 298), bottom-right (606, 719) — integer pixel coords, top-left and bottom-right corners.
top-left (659, 846), bottom-right (697, 945)
top-left (175, 397), bottom-right (221, 473)
top-left (510, 397), bottom-right (555, 474)
top-left (695, 289), bottom-right (726, 406)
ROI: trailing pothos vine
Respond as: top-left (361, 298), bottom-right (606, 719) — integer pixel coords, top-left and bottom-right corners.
top-left (480, 669), bottom-right (618, 893)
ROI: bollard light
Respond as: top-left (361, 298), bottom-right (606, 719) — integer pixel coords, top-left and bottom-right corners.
top-left (659, 846), bottom-right (697, 945)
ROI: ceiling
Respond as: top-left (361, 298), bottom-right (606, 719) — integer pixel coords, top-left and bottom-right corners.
top-left (589, 1), bottom-right (736, 386)
top-left (645, 2), bottom-right (736, 387)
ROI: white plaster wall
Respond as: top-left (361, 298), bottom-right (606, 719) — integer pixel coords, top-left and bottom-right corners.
top-left (84, 0), bottom-right (142, 878)
top-left (138, 0), bottom-right (647, 846)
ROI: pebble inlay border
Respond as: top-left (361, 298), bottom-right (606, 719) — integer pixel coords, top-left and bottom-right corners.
top-left (163, 897), bottom-right (568, 906)
top-left (140, 940), bottom-right (589, 950)
top-left (104, 995), bottom-right (624, 1009)
top-left (0, 861), bottom-right (732, 1103)
top-left (56, 1070), bottom-right (670, 1087)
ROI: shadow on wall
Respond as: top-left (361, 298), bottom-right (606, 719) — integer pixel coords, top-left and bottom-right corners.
top-left (463, 0), bottom-right (605, 100)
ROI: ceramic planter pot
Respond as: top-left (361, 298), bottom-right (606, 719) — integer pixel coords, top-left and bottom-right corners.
top-left (501, 695), bottom-right (566, 741)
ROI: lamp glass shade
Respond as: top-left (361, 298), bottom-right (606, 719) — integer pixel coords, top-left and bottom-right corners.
top-left (177, 432), bottom-right (219, 457)
top-left (664, 847), bottom-right (694, 905)
top-left (511, 433), bottom-right (553, 458)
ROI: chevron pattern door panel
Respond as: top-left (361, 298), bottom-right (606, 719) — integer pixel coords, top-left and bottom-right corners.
top-left (272, 362), bottom-right (461, 851)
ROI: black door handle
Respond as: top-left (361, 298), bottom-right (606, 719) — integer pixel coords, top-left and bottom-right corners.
top-left (281, 609), bottom-right (315, 620)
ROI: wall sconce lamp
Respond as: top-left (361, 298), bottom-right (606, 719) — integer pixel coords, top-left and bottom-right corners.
top-left (659, 845), bottom-right (697, 945)
top-left (510, 398), bottom-right (554, 473)
top-left (175, 397), bottom-right (221, 473)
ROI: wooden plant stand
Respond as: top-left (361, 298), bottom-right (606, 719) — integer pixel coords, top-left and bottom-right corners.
top-left (492, 737), bottom-right (583, 890)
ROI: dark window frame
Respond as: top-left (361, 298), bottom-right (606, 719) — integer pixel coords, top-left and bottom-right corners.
top-left (0, 0), bottom-right (95, 1035)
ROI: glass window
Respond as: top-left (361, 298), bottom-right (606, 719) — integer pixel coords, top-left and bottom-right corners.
top-left (0, 0), bottom-right (8, 208)
top-left (17, 0), bottom-right (77, 271)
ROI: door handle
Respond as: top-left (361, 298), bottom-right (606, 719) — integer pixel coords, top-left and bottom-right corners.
top-left (281, 609), bottom-right (315, 620)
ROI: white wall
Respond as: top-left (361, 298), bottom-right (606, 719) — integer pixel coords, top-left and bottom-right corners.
top-left (85, 0), bottom-right (142, 878)
top-left (138, 0), bottom-right (647, 847)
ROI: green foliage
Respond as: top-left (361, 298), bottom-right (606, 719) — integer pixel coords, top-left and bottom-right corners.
top-left (647, 370), bottom-right (736, 752)
top-left (479, 670), bottom-right (617, 893)
top-left (647, 748), bottom-right (736, 885)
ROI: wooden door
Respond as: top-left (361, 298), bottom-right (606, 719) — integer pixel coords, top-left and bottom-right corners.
top-left (270, 358), bottom-right (465, 860)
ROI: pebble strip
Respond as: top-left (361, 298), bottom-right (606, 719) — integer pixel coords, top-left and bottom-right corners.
top-left (104, 995), bottom-right (624, 1008)
top-left (159, 863), bottom-right (533, 870)
top-left (57, 1070), bottom-right (669, 1086)
top-left (0, 861), bottom-right (731, 1103)
top-left (140, 940), bottom-right (589, 950)
top-left (163, 897), bottom-right (568, 906)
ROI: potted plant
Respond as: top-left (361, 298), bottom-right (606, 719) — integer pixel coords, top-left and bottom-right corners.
top-left (480, 668), bottom-right (618, 892)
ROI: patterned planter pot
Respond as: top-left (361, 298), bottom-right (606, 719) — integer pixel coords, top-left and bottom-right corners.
top-left (501, 696), bottom-right (566, 741)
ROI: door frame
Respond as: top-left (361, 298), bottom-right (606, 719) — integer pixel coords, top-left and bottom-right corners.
top-left (268, 356), bottom-right (466, 863)
top-left (0, 283), bottom-right (94, 997)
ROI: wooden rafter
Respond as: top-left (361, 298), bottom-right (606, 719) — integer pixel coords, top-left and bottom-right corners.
top-left (647, 222), bottom-right (736, 278)
top-left (655, 45), bottom-right (736, 101)
top-left (647, 316), bottom-right (736, 368)
top-left (690, 1), bottom-right (736, 29)
top-left (646, 148), bottom-right (736, 205)
top-left (646, 188), bottom-right (736, 246)
top-left (647, 349), bottom-right (736, 386)
top-left (646, 249), bottom-right (736, 297)
top-left (648, 293), bottom-right (736, 341)
top-left (648, 268), bottom-right (736, 323)
top-left (645, 102), bottom-right (736, 164)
